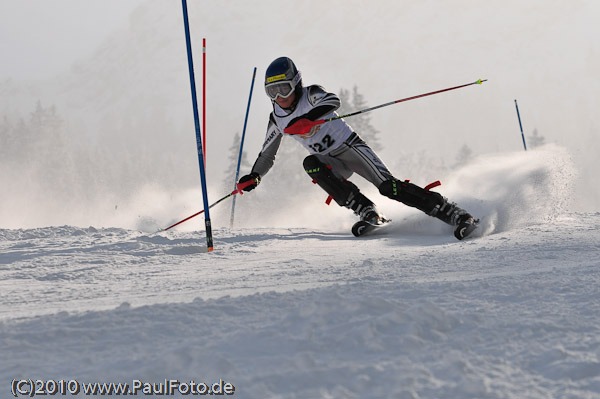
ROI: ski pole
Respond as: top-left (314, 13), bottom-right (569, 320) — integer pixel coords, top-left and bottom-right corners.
top-left (162, 179), bottom-right (257, 231)
top-left (230, 67), bottom-right (257, 228)
top-left (284, 78), bottom-right (487, 135)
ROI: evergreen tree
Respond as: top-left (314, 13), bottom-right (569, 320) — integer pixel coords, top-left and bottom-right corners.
top-left (337, 85), bottom-right (382, 151)
top-left (0, 102), bottom-right (86, 205)
top-left (0, 115), bottom-right (14, 161)
top-left (453, 144), bottom-right (474, 169)
top-left (28, 101), bottom-right (74, 193)
top-left (224, 132), bottom-right (251, 190)
top-left (528, 128), bottom-right (545, 148)
top-left (339, 88), bottom-right (350, 114)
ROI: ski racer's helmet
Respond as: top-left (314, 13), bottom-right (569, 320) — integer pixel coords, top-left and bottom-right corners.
top-left (264, 57), bottom-right (302, 101)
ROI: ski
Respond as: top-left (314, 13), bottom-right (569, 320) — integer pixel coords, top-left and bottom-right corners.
top-left (351, 217), bottom-right (479, 239)
top-left (352, 218), bottom-right (391, 237)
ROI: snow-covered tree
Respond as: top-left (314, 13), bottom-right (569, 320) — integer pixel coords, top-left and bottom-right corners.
top-left (528, 128), bottom-right (545, 149)
top-left (338, 85), bottom-right (382, 151)
top-left (223, 132), bottom-right (251, 190)
top-left (0, 115), bottom-right (15, 161)
top-left (453, 144), bottom-right (474, 168)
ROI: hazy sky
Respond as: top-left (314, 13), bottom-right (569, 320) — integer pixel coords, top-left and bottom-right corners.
top-left (0, 0), bottom-right (146, 80)
top-left (2, 0), bottom-right (598, 161)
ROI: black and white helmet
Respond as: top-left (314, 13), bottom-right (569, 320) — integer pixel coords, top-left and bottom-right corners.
top-left (264, 57), bottom-right (302, 101)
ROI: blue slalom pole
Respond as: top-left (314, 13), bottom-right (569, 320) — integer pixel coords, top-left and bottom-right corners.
top-left (181, 0), bottom-right (213, 252)
top-left (514, 99), bottom-right (527, 151)
top-left (230, 67), bottom-right (257, 228)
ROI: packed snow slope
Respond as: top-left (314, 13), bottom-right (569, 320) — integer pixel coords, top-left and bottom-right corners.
top-left (1, 145), bottom-right (599, 399)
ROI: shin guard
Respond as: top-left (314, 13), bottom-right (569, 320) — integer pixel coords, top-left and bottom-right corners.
top-left (303, 155), bottom-right (376, 217)
top-left (379, 179), bottom-right (470, 226)
top-left (379, 179), bottom-right (443, 214)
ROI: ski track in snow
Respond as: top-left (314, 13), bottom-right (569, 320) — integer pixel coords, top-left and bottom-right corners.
top-left (1, 214), bottom-right (600, 399)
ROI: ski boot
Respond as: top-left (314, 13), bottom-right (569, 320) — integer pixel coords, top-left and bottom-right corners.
top-left (350, 200), bottom-right (390, 237)
top-left (453, 214), bottom-right (479, 240)
top-left (431, 200), bottom-right (479, 240)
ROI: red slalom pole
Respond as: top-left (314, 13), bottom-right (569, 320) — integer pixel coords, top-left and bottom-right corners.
top-left (202, 38), bottom-right (207, 167)
top-left (284, 78), bottom-right (487, 135)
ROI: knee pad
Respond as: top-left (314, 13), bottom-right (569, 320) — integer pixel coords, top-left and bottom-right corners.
top-left (379, 179), bottom-right (443, 214)
top-left (303, 154), bottom-right (324, 172)
top-left (304, 155), bottom-right (359, 207)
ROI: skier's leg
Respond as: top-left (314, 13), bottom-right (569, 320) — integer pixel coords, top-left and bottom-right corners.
top-left (303, 154), bottom-right (380, 222)
top-left (327, 134), bottom-right (477, 238)
top-left (378, 178), bottom-right (476, 239)
top-left (378, 179), bottom-right (449, 219)
top-left (328, 133), bottom-right (394, 187)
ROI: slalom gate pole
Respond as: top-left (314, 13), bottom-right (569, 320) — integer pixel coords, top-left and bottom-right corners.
top-left (203, 38), bottom-right (207, 167)
top-left (162, 179), bottom-right (257, 231)
top-left (514, 99), bottom-right (527, 151)
top-left (181, 0), bottom-right (213, 252)
top-left (230, 67), bottom-right (257, 228)
top-left (284, 78), bottom-right (488, 135)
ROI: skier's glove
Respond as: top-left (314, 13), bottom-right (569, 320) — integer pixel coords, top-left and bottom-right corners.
top-left (238, 173), bottom-right (261, 192)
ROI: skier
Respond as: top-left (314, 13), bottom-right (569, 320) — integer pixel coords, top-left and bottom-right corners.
top-left (238, 56), bottom-right (477, 239)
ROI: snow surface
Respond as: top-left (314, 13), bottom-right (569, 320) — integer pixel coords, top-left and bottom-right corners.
top-left (1, 145), bottom-right (599, 398)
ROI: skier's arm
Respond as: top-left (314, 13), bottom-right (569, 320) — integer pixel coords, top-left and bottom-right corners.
top-left (251, 131), bottom-right (282, 177)
top-left (287, 85), bottom-right (340, 127)
top-left (238, 114), bottom-right (282, 191)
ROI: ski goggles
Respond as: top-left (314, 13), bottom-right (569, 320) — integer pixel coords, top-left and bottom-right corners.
top-left (265, 71), bottom-right (302, 100)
